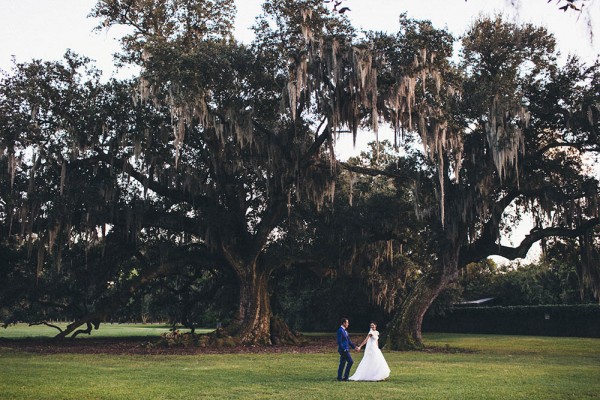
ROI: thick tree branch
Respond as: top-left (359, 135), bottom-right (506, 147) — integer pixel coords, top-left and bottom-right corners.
top-left (338, 161), bottom-right (411, 180)
top-left (139, 209), bottom-right (205, 236)
top-left (537, 140), bottom-right (600, 155)
top-left (52, 242), bottom-right (222, 339)
top-left (462, 217), bottom-right (600, 264)
top-left (93, 150), bottom-right (216, 212)
top-left (476, 179), bottom-right (600, 254)
top-left (251, 194), bottom-right (288, 260)
top-left (29, 321), bottom-right (63, 333)
top-left (476, 189), bottom-right (521, 246)
top-left (71, 320), bottom-right (100, 338)
top-left (301, 126), bottom-right (331, 166)
top-left (54, 315), bottom-right (102, 339)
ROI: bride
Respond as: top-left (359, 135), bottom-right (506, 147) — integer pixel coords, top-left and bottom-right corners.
top-left (349, 322), bottom-right (390, 381)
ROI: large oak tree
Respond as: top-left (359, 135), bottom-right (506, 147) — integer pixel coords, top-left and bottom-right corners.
top-left (2, 2), bottom-right (598, 348)
top-left (0, 0), bottom-right (430, 343)
top-left (381, 17), bottom-right (600, 349)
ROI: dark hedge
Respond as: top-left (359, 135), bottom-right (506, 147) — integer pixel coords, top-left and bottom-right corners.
top-left (423, 304), bottom-right (600, 337)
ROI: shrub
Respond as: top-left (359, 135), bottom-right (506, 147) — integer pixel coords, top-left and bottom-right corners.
top-left (423, 304), bottom-right (600, 337)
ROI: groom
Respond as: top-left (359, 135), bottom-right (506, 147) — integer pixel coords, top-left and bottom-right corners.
top-left (336, 317), bottom-right (358, 381)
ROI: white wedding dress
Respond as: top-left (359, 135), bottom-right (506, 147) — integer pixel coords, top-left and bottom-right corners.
top-left (349, 329), bottom-right (390, 381)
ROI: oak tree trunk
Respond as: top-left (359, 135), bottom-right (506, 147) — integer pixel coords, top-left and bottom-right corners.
top-left (219, 261), bottom-right (302, 346)
top-left (386, 267), bottom-right (457, 350)
top-left (222, 266), bottom-right (273, 345)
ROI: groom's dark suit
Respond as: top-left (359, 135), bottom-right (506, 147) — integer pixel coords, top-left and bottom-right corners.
top-left (337, 325), bottom-right (356, 381)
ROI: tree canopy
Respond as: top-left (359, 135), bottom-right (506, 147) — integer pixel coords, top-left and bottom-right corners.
top-left (0, 1), bottom-right (599, 348)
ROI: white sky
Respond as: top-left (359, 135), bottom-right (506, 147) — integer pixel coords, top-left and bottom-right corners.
top-left (1, 0), bottom-right (598, 78)
top-left (1, 0), bottom-right (598, 263)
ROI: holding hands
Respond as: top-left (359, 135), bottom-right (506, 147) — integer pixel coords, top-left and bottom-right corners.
top-left (356, 330), bottom-right (372, 352)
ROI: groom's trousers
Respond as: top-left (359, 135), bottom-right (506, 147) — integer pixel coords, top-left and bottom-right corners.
top-left (338, 350), bottom-right (353, 380)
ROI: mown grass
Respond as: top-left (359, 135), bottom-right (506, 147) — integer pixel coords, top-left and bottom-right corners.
top-left (0, 323), bottom-right (212, 339)
top-left (1, 326), bottom-right (599, 399)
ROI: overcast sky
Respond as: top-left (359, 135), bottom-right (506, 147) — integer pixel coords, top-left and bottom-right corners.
top-left (1, 0), bottom-right (598, 77)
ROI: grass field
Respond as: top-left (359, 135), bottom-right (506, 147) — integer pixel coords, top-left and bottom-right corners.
top-left (0, 323), bottom-right (212, 339)
top-left (1, 324), bottom-right (599, 399)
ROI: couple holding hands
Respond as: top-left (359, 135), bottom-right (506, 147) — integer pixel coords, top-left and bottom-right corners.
top-left (336, 318), bottom-right (391, 382)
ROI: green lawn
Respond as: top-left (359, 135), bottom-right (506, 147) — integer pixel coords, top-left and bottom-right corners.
top-left (0, 323), bottom-right (212, 339)
top-left (1, 326), bottom-right (599, 399)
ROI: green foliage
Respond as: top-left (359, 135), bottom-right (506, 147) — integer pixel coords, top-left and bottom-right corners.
top-left (492, 264), bottom-right (567, 306)
top-left (459, 259), bottom-right (498, 301)
top-left (443, 252), bottom-right (596, 309)
top-left (269, 140), bottom-right (431, 327)
top-left (91, 0), bottom-right (237, 64)
top-left (270, 270), bottom-right (388, 332)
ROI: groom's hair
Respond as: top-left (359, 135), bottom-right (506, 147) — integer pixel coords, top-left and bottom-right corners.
top-left (340, 317), bottom-right (348, 325)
